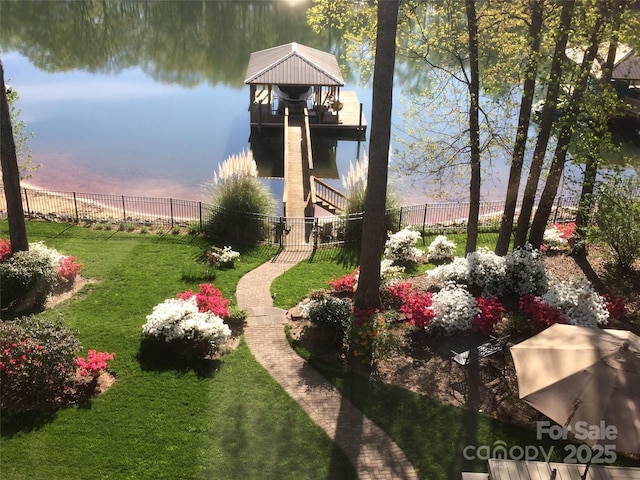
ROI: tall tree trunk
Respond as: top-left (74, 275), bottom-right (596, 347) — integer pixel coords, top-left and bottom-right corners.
top-left (572, 3), bottom-right (623, 259)
top-left (528, 9), bottom-right (608, 248)
top-left (465, 0), bottom-right (481, 254)
top-left (0, 59), bottom-right (29, 253)
top-left (495, 0), bottom-right (544, 256)
top-left (514, 0), bottom-right (575, 248)
top-left (353, 0), bottom-right (399, 310)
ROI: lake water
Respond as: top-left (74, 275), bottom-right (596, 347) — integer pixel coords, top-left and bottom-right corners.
top-left (2, 0), bottom-right (633, 210)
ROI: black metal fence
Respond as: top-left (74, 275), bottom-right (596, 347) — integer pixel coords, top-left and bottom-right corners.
top-left (0, 186), bottom-right (583, 248)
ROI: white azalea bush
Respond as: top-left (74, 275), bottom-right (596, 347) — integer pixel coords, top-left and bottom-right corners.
top-left (207, 245), bottom-right (240, 267)
top-left (504, 245), bottom-right (548, 296)
top-left (428, 283), bottom-right (480, 335)
top-left (541, 278), bottom-right (610, 327)
top-left (467, 248), bottom-right (507, 296)
top-left (1, 240), bottom-right (84, 314)
top-left (428, 244), bottom-right (547, 297)
top-left (380, 259), bottom-right (405, 282)
top-left (142, 285), bottom-right (232, 358)
top-left (427, 235), bottom-right (456, 263)
top-left (384, 227), bottom-right (423, 264)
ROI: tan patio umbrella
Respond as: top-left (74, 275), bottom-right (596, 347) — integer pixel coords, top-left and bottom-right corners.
top-left (510, 323), bottom-right (640, 455)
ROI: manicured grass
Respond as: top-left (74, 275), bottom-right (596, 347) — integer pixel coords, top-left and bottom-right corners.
top-left (0, 222), bottom-right (357, 480)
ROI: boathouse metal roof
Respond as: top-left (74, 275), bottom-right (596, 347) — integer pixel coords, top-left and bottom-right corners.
top-left (612, 50), bottom-right (640, 81)
top-left (244, 42), bottom-right (345, 86)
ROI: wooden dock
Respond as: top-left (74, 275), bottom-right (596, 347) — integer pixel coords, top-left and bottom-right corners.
top-left (250, 90), bottom-right (366, 137)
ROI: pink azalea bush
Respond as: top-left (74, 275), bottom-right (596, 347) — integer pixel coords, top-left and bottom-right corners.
top-left (177, 283), bottom-right (230, 318)
top-left (76, 350), bottom-right (116, 379)
top-left (327, 267), bottom-right (359, 294)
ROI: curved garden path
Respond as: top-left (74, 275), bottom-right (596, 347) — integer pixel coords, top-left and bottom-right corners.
top-left (236, 249), bottom-right (419, 480)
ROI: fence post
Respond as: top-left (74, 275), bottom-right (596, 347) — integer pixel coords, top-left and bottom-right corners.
top-left (121, 195), bottom-right (126, 222)
top-left (397, 207), bottom-right (404, 231)
top-left (73, 192), bottom-right (79, 223)
top-left (23, 188), bottom-right (31, 220)
top-left (199, 202), bottom-right (203, 231)
top-left (313, 218), bottom-right (319, 249)
top-left (552, 196), bottom-right (562, 224)
top-left (170, 198), bottom-right (174, 229)
top-left (422, 203), bottom-right (428, 244)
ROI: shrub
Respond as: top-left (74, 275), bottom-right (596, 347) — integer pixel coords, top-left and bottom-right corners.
top-left (541, 278), bottom-right (610, 328)
top-left (142, 293), bottom-right (231, 359)
top-left (1, 249), bottom-right (59, 313)
top-left (0, 241), bottom-right (84, 314)
top-left (0, 237), bottom-right (11, 260)
top-left (348, 309), bottom-right (400, 365)
top-left (176, 284), bottom-right (230, 318)
top-left (205, 150), bottom-right (276, 243)
top-left (206, 245), bottom-right (240, 267)
top-left (428, 283), bottom-right (480, 335)
top-left (472, 296), bottom-right (505, 336)
top-left (467, 248), bottom-right (507, 296)
top-left (380, 259), bottom-right (405, 282)
top-left (427, 235), bottom-right (456, 263)
top-left (504, 245), bottom-right (547, 296)
top-left (56, 256), bottom-right (84, 282)
top-left (519, 295), bottom-right (566, 333)
top-left (327, 267), bottom-right (359, 294)
top-left (384, 227), bottom-right (423, 264)
top-left (76, 350), bottom-right (116, 379)
top-left (543, 223), bottom-right (575, 250)
top-left (0, 315), bottom-right (82, 410)
top-left (428, 256), bottom-right (470, 286)
top-left (380, 281), bottom-right (414, 310)
top-left (398, 289), bottom-right (434, 329)
top-left (594, 179), bottom-right (640, 269)
top-left (302, 293), bottom-right (352, 344)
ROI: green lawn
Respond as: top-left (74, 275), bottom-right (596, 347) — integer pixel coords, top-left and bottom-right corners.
top-left (0, 222), bottom-right (356, 480)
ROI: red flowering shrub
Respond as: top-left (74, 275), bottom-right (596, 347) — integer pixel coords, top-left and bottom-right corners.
top-left (552, 222), bottom-right (576, 240)
top-left (177, 283), bottom-right (229, 318)
top-left (0, 237), bottom-right (11, 261)
top-left (400, 290), bottom-right (435, 329)
top-left (519, 294), bottom-right (566, 333)
top-left (56, 256), bottom-right (84, 282)
top-left (327, 267), bottom-right (359, 294)
top-left (602, 294), bottom-right (625, 320)
top-left (0, 315), bottom-right (81, 410)
top-left (381, 281), bottom-right (414, 310)
top-left (76, 350), bottom-right (116, 379)
top-left (472, 296), bottom-right (505, 336)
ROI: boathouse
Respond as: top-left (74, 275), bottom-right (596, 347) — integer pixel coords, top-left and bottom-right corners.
top-left (244, 42), bottom-right (366, 132)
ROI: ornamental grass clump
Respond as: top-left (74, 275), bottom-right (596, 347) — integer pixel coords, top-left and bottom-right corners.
top-left (205, 150), bottom-right (276, 243)
top-left (142, 284), bottom-right (231, 358)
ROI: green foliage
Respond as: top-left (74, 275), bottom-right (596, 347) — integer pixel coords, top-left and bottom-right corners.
top-left (6, 87), bottom-right (39, 179)
top-left (306, 293), bottom-right (352, 344)
top-left (0, 315), bottom-right (82, 410)
top-left (594, 179), bottom-right (640, 269)
top-left (0, 250), bottom-right (59, 315)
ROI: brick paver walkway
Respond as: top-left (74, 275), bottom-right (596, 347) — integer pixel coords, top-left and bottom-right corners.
top-left (236, 251), bottom-right (419, 480)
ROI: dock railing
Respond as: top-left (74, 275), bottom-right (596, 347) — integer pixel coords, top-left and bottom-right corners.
top-left (0, 186), bottom-right (592, 247)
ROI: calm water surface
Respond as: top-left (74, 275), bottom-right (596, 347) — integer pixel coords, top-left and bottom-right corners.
top-left (2, 0), bottom-right (612, 208)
